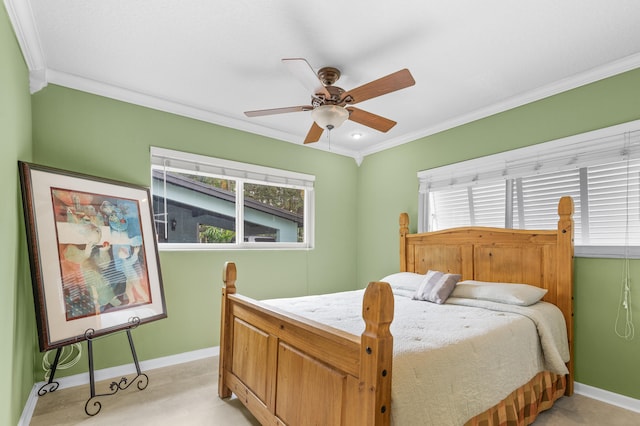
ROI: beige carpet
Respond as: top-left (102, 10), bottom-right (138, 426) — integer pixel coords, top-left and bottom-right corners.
top-left (30, 357), bottom-right (640, 425)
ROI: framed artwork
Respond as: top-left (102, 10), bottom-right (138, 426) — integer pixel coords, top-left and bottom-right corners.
top-left (19, 161), bottom-right (167, 351)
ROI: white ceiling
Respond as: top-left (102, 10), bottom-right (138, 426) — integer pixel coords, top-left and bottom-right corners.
top-left (6, 0), bottom-right (640, 163)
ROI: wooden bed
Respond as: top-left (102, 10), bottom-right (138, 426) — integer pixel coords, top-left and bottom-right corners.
top-left (218, 196), bottom-right (574, 426)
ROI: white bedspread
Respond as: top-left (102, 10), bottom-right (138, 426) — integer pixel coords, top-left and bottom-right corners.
top-left (264, 289), bottom-right (569, 426)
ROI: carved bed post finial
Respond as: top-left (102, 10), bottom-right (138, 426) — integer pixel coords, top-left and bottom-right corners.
top-left (558, 196), bottom-right (574, 220)
top-left (219, 261), bottom-right (237, 398)
top-left (399, 213), bottom-right (409, 272)
top-left (360, 281), bottom-right (394, 426)
top-left (223, 261), bottom-right (237, 294)
top-left (556, 196), bottom-right (575, 396)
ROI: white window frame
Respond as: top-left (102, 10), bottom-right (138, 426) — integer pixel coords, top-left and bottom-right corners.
top-left (151, 147), bottom-right (315, 251)
top-left (418, 119), bottom-right (640, 259)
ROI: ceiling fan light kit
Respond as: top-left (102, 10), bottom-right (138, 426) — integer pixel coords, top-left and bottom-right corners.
top-left (245, 58), bottom-right (416, 145)
top-left (311, 105), bottom-right (350, 130)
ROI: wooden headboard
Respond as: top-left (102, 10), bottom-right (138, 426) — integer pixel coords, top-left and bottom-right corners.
top-left (399, 195), bottom-right (575, 394)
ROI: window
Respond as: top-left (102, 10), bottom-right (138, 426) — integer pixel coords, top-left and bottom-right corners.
top-left (418, 120), bottom-right (640, 258)
top-left (150, 147), bottom-right (314, 249)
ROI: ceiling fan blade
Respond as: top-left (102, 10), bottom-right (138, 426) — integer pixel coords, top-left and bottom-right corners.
top-left (282, 58), bottom-right (330, 98)
top-left (304, 122), bottom-right (324, 144)
top-left (341, 69), bottom-right (415, 105)
top-left (244, 105), bottom-right (313, 117)
top-left (346, 107), bottom-right (396, 132)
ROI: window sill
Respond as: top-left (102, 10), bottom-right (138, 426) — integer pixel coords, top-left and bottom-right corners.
top-left (158, 243), bottom-right (313, 251)
top-left (575, 245), bottom-right (640, 259)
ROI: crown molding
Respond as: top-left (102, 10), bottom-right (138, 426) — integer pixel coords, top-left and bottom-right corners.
top-left (4, 0), bottom-right (47, 93)
top-left (360, 52), bottom-right (640, 159)
top-left (43, 53), bottom-right (640, 164)
top-left (45, 68), bottom-right (362, 161)
top-left (29, 68), bottom-right (46, 92)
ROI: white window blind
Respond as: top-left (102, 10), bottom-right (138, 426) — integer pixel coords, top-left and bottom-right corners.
top-left (418, 119), bottom-right (640, 258)
top-left (586, 160), bottom-right (640, 246)
top-left (471, 181), bottom-right (506, 228)
top-left (430, 187), bottom-right (470, 229)
top-left (513, 169), bottom-right (582, 233)
top-left (150, 147), bottom-right (315, 189)
top-left (429, 182), bottom-right (505, 230)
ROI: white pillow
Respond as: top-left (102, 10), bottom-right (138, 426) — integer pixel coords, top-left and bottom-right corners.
top-left (451, 280), bottom-right (547, 306)
top-left (412, 270), bottom-right (461, 304)
top-left (380, 272), bottom-right (426, 298)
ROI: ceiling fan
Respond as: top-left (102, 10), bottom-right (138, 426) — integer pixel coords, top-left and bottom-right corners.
top-left (244, 58), bottom-right (416, 144)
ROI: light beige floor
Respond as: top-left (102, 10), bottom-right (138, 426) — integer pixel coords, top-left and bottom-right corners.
top-left (30, 357), bottom-right (640, 425)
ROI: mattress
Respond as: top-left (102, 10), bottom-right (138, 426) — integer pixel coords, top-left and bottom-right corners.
top-left (264, 288), bottom-right (569, 426)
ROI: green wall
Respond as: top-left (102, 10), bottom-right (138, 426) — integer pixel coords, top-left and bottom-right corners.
top-left (4, 10), bottom-right (640, 417)
top-left (0, 4), bottom-right (36, 425)
top-left (357, 67), bottom-right (640, 399)
top-left (30, 84), bottom-right (359, 376)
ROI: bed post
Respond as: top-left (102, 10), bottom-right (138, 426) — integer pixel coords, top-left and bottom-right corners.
top-left (399, 213), bottom-right (409, 272)
top-left (556, 196), bottom-right (575, 396)
top-left (218, 261), bottom-right (237, 399)
top-left (360, 281), bottom-right (394, 426)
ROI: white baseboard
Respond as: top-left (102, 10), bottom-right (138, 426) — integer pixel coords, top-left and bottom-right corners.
top-left (575, 381), bottom-right (640, 413)
top-left (20, 350), bottom-right (639, 424)
top-left (18, 384), bottom-right (40, 426)
top-left (18, 346), bottom-right (220, 426)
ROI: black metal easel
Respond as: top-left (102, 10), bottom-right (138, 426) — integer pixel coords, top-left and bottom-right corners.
top-left (37, 317), bottom-right (149, 416)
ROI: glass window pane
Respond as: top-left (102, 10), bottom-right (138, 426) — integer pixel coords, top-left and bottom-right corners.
top-left (151, 148), bottom-right (314, 249)
top-left (244, 183), bottom-right (305, 243)
top-left (152, 170), bottom-right (237, 244)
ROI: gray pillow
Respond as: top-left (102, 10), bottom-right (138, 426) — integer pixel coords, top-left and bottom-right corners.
top-left (412, 270), bottom-right (461, 304)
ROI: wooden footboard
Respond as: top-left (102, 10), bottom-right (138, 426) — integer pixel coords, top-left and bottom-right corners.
top-left (218, 262), bottom-right (394, 426)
